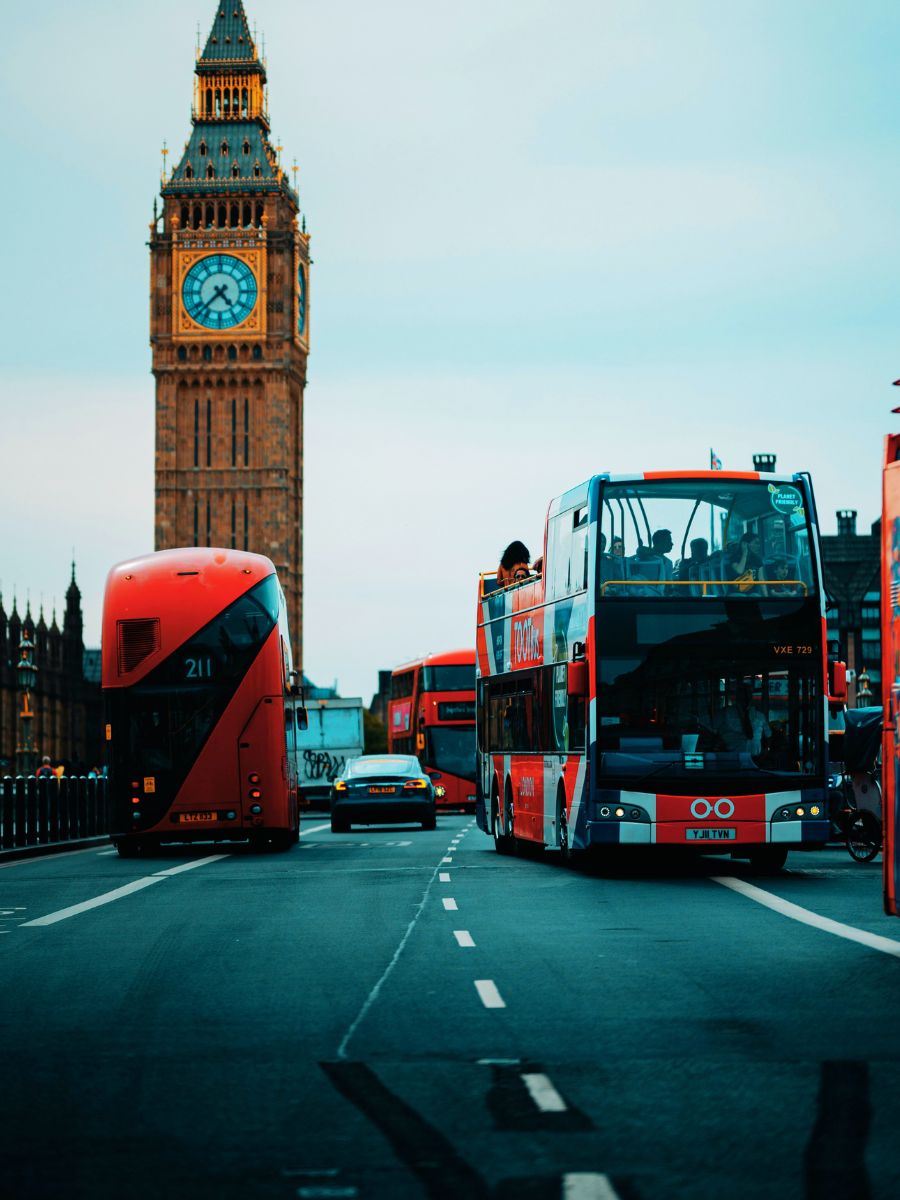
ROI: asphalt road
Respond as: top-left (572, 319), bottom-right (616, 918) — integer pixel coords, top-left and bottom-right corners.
top-left (1, 819), bottom-right (898, 1200)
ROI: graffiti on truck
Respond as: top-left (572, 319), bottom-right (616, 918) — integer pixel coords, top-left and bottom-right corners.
top-left (302, 750), bottom-right (347, 782)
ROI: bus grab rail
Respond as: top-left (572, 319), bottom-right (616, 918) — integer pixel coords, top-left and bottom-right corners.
top-left (599, 579), bottom-right (809, 596)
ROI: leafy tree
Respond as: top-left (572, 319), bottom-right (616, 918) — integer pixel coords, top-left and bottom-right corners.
top-left (363, 709), bottom-right (387, 753)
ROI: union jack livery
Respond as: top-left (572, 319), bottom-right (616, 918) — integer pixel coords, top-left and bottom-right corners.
top-left (476, 470), bottom-right (831, 870)
top-left (882, 435), bottom-right (900, 915)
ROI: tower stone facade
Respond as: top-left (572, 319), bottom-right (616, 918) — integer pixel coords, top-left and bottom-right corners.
top-left (150, 1), bottom-right (310, 662)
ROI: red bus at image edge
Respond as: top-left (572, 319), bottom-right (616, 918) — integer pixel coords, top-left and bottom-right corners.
top-left (101, 547), bottom-right (302, 856)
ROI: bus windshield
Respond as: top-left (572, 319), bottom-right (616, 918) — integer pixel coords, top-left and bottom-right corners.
top-left (596, 597), bottom-right (822, 793)
top-left (599, 478), bottom-right (814, 599)
top-left (426, 727), bottom-right (476, 782)
top-left (421, 664), bottom-right (476, 692)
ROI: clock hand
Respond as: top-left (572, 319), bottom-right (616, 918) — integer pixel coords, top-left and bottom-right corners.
top-left (209, 283), bottom-right (232, 307)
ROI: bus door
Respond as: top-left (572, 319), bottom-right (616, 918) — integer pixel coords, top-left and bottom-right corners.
top-left (882, 432), bottom-right (900, 916)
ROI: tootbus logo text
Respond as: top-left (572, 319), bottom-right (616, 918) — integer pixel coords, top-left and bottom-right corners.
top-left (513, 617), bottom-right (541, 665)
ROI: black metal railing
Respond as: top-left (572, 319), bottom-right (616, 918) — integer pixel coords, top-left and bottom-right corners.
top-left (0, 777), bottom-right (109, 853)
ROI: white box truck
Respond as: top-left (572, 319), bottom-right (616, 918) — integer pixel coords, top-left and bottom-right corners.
top-left (295, 698), bottom-right (365, 807)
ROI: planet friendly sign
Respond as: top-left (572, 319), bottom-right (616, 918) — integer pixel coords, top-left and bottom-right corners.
top-left (769, 484), bottom-right (803, 514)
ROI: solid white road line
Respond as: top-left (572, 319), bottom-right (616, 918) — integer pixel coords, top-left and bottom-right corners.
top-left (152, 854), bottom-right (230, 877)
top-left (522, 1073), bottom-right (568, 1112)
top-left (442, 897), bottom-right (458, 911)
top-left (0, 845), bottom-right (106, 870)
top-left (299, 823), bottom-right (331, 837)
top-left (474, 979), bottom-right (505, 1008)
top-left (439, 872), bottom-right (451, 882)
top-left (453, 930), bottom-right (475, 947)
top-left (563, 1174), bottom-right (621, 1200)
top-left (712, 876), bottom-right (900, 959)
top-left (21, 878), bottom-right (165, 926)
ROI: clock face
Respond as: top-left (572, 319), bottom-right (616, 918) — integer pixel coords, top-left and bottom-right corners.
top-left (297, 265), bottom-right (306, 335)
top-left (182, 254), bottom-right (258, 330)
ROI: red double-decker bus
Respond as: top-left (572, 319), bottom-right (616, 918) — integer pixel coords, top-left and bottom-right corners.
top-left (882, 434), bottom-right (900, 915)
top-left (102, 548), bottom-right (303, 856)
top-left (387, 649), bottom-right (477, 811)
top-left (476, 470), bottom-right (831, 871)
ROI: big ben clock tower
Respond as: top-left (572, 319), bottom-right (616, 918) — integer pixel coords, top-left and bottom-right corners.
top-left (150, 1), bottom-right (310, 661)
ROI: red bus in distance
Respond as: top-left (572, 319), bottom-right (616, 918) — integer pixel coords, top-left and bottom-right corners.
top-left (477, 470), bottom-right (831, 870)
top-left (388, 649), bottom-right (477, 811)
top-left (102, 548), bottom-right (303, 856)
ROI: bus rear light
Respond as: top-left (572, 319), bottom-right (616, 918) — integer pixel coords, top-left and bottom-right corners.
top-left (249, 789), bottom-right (261, 799)
top-left (615, 807), bottom-right (625, 818)
top-left (132, 797), bottom-right (140, 805)
top-left (810, 805), bottom-right (821, 816)
top-left (225, 810), bottom-right (236, 820)
top-left (248, 773), bottom-right (260, 784)
top-left (131, 781), bottom-right (139, 790)
top-left (631, 809), bottom-right (641, 819)
top-left (781, 809), bottom-right (791, 819)
top-left (250, 804), bottom-right (262, 815)
top-left (132, 811), bottom-right (141, 820)
top-left (404, 779), bottom-right (429, 790)
top-left (600, 807), bottom-right (610, 817)
top-left (796, 807), bottom-right (805, 817)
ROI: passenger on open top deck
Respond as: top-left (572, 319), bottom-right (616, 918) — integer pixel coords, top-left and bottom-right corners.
top-left (676, 537), bottom-right (709, 583)
top-left (610, 536), bottom-right (625, 558)
top-left (724, 532), bottom-right (766, 594)
top-left (650, 529), bottom-right (675, 580)
top-left (768, 559), bottom-right (803, 596)
top-left (496, 540), bottom-right (531, 587)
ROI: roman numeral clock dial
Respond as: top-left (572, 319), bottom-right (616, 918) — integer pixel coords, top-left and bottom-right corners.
top-left (182, 254), bottom-right (258, 330)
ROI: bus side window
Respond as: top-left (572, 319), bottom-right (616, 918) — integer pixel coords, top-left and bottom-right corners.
top-left (570, 507), bottom-right (588, 593)
top-left (550, 515), bottom-right (573, 599)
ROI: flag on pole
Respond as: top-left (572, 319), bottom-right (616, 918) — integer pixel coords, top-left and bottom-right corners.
top-left (710, 449), bottom-right (723, 471)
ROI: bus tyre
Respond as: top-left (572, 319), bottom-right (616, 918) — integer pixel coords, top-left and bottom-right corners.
top-left (557, 787), bottom-right (573, 863)
top-left (747, 846), bottom-right (788, 874)
top-left (270, 830), bottom-right (295, 852)
top-left (846, 811), bottom-right (881, 862)
top-left (492, 785), bottom-right (513, 856)
top-left (421, 809), bottom-right (436, 831)
top-left (114, 838), bottom-right (144, 859)
top-left (331, 815), bottom-right (349, 834)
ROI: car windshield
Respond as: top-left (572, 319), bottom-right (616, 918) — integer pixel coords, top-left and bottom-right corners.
top-left (599, 478), bottom-right (814, 599)
top-left (347, 756), bottom-right (415, 778)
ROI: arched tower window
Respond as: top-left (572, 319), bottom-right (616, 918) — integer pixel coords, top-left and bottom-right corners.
top-left (253, 161), bottom-right (261, 178)
top-left (227, 345), bottom-right (237, 361)
top-left (205, 203), bottom-right (214, 228)
top-left (215, 90), bottom-right (221, 117)
top-left (221, 139), bottom-right (229, 156)
top-left (223, 89), bottom-right (230, 116)
top-left (217, 203), bottom-right (226, 228)
top-left (230, 201), bottom-right (239, 226)
top-left (185, 163), bottom-right (194, 180)
top-left (231, 163), bottom-right (240, 179)
top-left (180, 204), bottom-right (189, 227)
top-left (241, 89), bottom-right (249, 117)
top-left (255, 202), bottom-right (263, 227)
top-left (199, 141), bottom-right (207, 157)
top-left (242, 139), bottom-right (251, 155)
top-left (242, 201), bottom-right (251, 227)
top-left (193, 203), bottom-right (202, 228)
top-left (205, 88), bottom-right (213, 116)
top-left (207, 164), bottom-right (216, 179)
top-left (233, 88), bottom-right (240, 113)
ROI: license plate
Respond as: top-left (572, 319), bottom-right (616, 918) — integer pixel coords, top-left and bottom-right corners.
top-left (369, 786), bottom-right (396, 794)
top-left (686, 827), bottom-right (736, 841)
top-left (177, 811), bottom-right (218, 824)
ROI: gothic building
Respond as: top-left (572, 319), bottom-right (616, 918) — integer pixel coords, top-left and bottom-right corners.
top-left (150, 1), bottom-right (310, 664)
top-left (0, 568), bottom-right (102, 772)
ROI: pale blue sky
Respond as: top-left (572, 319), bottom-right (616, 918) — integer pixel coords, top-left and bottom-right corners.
top-left (0, 1), bottom-right (897, 700)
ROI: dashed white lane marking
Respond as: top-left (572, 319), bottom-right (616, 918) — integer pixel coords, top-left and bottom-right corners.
top-left (712, 876), bottom-right (900, 960)
top-left (563, 1174), bottom-right (621, 1200)
top-left (442, 897), bottom-right (458, 911)
top-left (439, 872), bottom-right (451, 882)
top-left (474, 979), bottom-right (505, 1009)
top-left (22, 854), bottom-right (229, 926)
top-left (21, 878), bottom-right (165, 926)
top-left (522, 1072), bottom-right (568, 1112)
top-left (96, 849), bottom-right (117, 856)
top-left (441, 857), bottom-right (453, 864)
top-left (299, 823), bottom-right (331, 837)
top-left (453, 930), bottom-right (475, 947)
top-left (152, 854), bottom-right (229, 877)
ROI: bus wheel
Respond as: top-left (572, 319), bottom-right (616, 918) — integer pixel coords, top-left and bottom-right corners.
top-left (747, 846), bottom-right (788, 874)
top-left (492, 785), bottom-right (513, 856)
top-left (331, 815), bottom-right (349, 834)
top-left (269, 830), bottom-right (295, 852)
top-left (114, 838), bottom-right (145, 858)
top-left (557, 787), bottom-right (573, 863)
